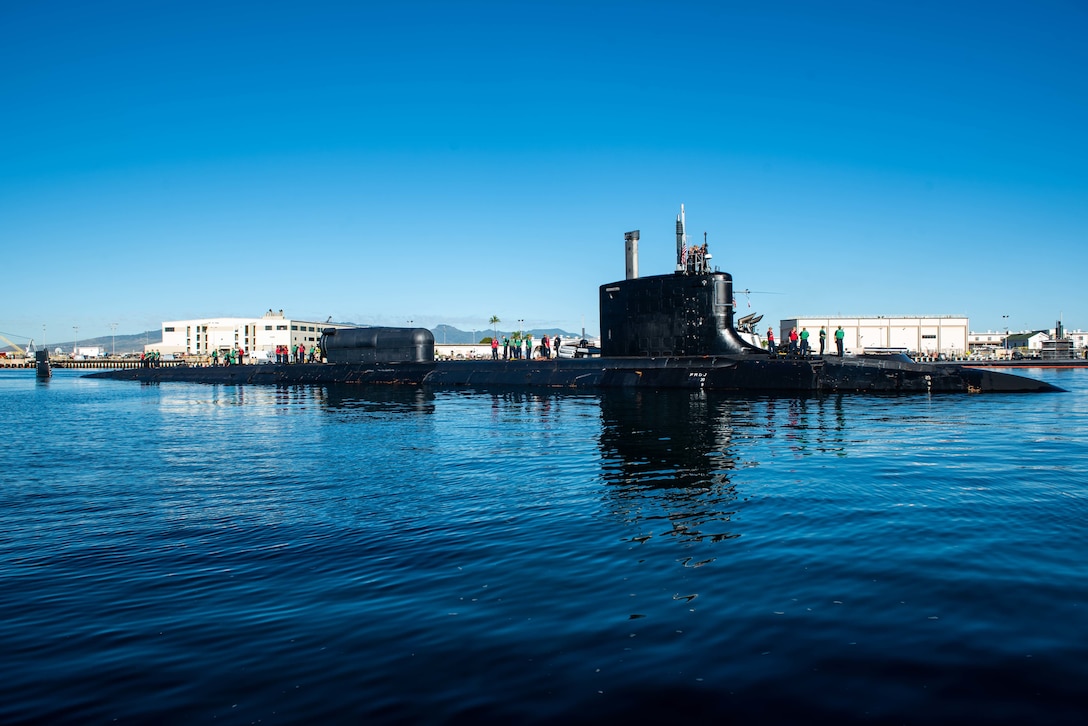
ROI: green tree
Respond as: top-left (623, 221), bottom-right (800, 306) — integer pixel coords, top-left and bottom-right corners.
top-left (489, 315), bottom-right (500, 337)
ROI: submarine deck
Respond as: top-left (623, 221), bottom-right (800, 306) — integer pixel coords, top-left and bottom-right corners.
top-left (85, 355), bottom-right (1062, 394)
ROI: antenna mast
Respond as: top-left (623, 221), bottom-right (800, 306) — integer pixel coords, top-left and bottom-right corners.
top-left (675, 204), bottom-right (686, 272)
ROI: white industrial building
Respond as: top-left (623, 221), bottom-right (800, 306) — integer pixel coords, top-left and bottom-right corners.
top-left (778, 316), bottom-right (969, 357)
top-left (149, 310), bottom-right (353, 360)
top-left (968, 331), bottom-right (1008, 352)
top-left (968, 328), bottom-right (1088, 357)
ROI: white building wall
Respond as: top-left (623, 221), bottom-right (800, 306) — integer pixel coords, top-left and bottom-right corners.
top-left (968, 332), bottom-right (1008, 350)
top-left (779, 316), bottom-right (969, 356)
top-left (152, 314), bottom-right (353, 357)
top-left (1025, 332), bottom-right (1049, 352)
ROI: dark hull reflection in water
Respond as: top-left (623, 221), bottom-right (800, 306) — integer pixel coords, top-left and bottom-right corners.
top-left (323, 383), bottom-right (437, 415)
top-left (1, 371), bottom-right (1085, 725)
top-left (600, 390), bottom-right (745, 546)
top-left (599, 392), bottom-right (851, 546)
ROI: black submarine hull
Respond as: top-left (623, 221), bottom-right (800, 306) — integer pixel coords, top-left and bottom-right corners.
top-left (85, 355), bottom-right (1061, 393)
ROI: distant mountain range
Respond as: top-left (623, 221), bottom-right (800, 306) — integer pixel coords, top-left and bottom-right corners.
top-left (1, 325), bottom-right (583, 354)
top-left (1, 331), bottom-right (162, 356)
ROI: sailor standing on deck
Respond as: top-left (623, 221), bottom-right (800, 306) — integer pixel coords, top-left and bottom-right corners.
top-left (835, 326), bottom-right (845, 356)
top-left (819, 327), bottom-right (826, 355)
top-left (767, 328), bottom-right (776, 355)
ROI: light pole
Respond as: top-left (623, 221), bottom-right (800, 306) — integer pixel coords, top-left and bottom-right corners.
top-left (73, 326), bottom-right (78, 356)
top-left (110, 322), bottom-right (118, 357)
top-left (1002, 314), bottom-right (1009, 358)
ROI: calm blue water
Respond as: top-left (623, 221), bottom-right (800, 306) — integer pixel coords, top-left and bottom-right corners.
top-left (1, 369), bottom-right (1086, 724)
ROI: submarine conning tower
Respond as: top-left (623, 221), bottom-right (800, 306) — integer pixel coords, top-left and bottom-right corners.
top-left (600, 205), bottom-right (766, 358)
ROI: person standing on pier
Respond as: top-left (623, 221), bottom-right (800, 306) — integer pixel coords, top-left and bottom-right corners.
top-left (819, 327), bottom-right (826, 355)
top-left (835, 326), bottom-right (845, 356)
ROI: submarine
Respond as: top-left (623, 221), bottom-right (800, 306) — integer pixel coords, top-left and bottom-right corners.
top-left (88, 206), bottom-right (1060, 394)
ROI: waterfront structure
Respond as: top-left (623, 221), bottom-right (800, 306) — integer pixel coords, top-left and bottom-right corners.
top-left (1068, 330), bottom-right (1088, 356)
top-left (969, 327), bottom-right (1088, 358)
top-left (150, 310), bottom-right (353, 360)
top-left (968, 330), bottom-right (1047, 357)
top-left (779, 316), bottom-right (968, 357)
top-left (968, 331), bottom-right (1008, 353)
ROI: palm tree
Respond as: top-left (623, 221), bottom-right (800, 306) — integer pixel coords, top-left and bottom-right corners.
top-left (489, 315), bottom-right (500, 339)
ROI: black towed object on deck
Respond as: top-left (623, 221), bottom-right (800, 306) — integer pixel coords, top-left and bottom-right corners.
top-left (87, 207), bottom-right (1061, 395)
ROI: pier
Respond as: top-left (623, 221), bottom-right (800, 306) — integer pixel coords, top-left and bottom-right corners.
top-left (0, 357), bottom-right (186, 370)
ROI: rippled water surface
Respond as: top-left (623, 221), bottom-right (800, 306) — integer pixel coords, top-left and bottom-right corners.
top-left (2, 369), bottom-right (1086, 724)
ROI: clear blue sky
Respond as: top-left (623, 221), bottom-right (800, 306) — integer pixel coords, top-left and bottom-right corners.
top-left (3, 0), bottom-right (1086, 346)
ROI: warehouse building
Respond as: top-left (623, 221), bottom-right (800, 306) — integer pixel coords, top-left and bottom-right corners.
top-left (778, 316), bottom-right (969, 357)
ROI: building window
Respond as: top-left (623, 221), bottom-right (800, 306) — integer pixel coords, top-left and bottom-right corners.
top-left (276, 325), bottom-right (287, 330)
top-left (265, 325), bottom-right (272, 331)
top-left (165, 326), bottom-right (175, 332)
top-left (291, 325), bottom-right (298, 331)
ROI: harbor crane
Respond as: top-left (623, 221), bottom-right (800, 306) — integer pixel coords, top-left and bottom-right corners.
top-left (0, 332), bottom-right (35, 358)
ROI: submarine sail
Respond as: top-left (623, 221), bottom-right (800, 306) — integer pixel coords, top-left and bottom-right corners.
top-left (600, 205), bottom-right (763, 357)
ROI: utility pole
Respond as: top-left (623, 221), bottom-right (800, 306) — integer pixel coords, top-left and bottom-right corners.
top-left (110, 322), bottom-right (118, 357)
